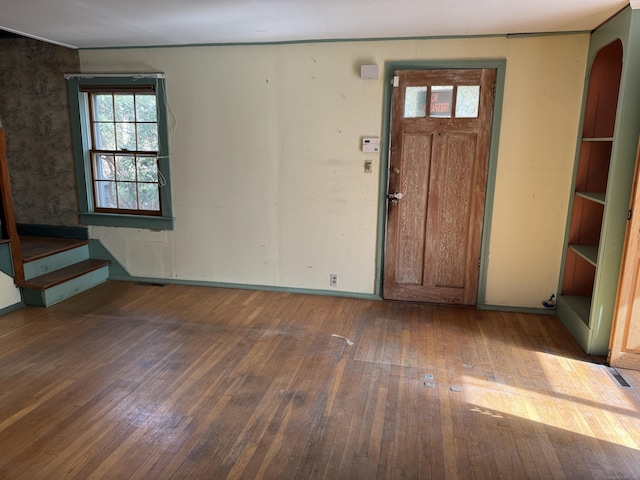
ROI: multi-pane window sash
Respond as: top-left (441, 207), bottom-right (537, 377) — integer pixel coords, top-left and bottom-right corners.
top-left (83, 86), bottom-right (162, 216)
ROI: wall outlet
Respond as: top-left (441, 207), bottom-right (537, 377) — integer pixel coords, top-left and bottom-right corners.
top-left (364, 159), bottom-right (372, 173)
top-left (330, 273), bottom-right (339, 287)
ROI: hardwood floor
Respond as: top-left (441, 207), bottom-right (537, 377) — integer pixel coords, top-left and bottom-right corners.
top-left (0, 281), bottom-right (639, 479)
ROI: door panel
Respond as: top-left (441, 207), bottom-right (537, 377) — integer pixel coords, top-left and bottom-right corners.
top-left (610, 138), bottom-right (640, 370)
top-left (383, 69), bottom-right (495, 305)
top-left (396, 134), bottom-right (432, 285)
top-left (427, 133), bottom-right (476, 290)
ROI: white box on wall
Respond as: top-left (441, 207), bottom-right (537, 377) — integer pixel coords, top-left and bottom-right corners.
top-left (362, 137), bottom-right (379, 153)
top-left (360, 65), bottom-right (379, 79)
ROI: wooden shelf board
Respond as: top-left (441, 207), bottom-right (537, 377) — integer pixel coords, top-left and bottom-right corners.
top-left (581, 137), bottom-right (614, 142)
top-left (558, 295), bottom-right (592, 327)
top-left (575, 191), bottom-right (606, 204)
top-left (568, 244), bottom-right (598, 266)
top-left (556, 295), bottom-right (593, 354)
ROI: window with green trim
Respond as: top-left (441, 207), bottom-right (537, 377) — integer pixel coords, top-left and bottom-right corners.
top-left (67, 75), bottom-right (173, 230)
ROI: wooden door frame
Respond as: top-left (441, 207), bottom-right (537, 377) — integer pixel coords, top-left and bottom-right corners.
top-left (374, 59), bottom-right (507, 306)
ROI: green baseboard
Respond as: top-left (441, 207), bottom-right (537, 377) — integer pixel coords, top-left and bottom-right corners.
top-left (477, 303), bottom-right (557, 315)
top-left (0, 300), bottom-right (24, 315)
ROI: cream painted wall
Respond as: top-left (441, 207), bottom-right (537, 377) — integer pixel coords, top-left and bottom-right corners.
top-left (0, 271), bottom-right (22, 310)
top-left (80, 34), bottom-right (589, 308)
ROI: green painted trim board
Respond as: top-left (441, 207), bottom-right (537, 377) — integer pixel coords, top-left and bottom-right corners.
top-left (476, 303), bottom-right (557, 315)
top-left (110, 276), bottom-right (382, 302)
top-left (78, 31), bottom-right (590, 51)
top-left (88, 240), bottom-right (131, 279)
top-left (0, 301), bottom-right (25, 316)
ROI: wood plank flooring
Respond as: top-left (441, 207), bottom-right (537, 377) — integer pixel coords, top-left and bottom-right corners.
top-left (0, 281), bottom-right (639, 479)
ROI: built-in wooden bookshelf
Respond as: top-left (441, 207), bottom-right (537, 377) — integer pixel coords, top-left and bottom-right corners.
top-left (557, 36), bottom-right (624, 354)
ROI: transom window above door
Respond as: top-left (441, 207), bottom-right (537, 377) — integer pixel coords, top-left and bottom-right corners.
top-left (404, 85), bottom-right (481, 119)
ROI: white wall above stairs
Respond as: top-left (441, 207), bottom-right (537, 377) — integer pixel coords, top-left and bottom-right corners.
top-left (0, 271), bottom-right (22, 310)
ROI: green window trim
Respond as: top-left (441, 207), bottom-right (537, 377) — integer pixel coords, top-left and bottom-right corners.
top-left (67, 74), bottom-right (174, 230)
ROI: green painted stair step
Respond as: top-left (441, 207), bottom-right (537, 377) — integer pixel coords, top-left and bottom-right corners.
top-left (20, 259), bottom-right (110, 307)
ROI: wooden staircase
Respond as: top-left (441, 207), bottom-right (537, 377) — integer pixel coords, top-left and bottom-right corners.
top-left (0, 117), bottom-right (110, 307)
top-left (18, 236), bottom-right (110, 307)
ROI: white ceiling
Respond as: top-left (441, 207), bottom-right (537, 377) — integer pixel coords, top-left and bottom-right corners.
top-left (0, 0), bottom-right (631, 49)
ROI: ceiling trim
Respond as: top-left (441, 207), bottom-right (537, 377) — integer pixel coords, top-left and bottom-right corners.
top-left (77, 30), bottom-right (592, 52)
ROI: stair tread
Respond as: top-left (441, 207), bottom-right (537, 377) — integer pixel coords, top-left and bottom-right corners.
top-left (21, 236), bottom-right (89, 263)
top-left (20, 259), bottom-right (110, 290)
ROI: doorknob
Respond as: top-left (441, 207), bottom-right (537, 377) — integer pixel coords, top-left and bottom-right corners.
top-left (387, 192), bottom-right (404, 205)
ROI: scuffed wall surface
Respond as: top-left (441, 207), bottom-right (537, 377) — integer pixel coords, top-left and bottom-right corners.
top-left (0, 38), bottom-right (80, 226)
top-left (81, 35), bottom-right (589, 306)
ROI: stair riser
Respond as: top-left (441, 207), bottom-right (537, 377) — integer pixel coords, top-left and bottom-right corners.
top-left (23, 245), bottom-right (90, 281)
top-left (22, 265), bottom-right (109, 307)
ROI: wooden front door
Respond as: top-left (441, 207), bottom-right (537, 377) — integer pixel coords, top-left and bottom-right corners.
top-left (609, 138), bottom-right (640, 370)
top-left (383, 69), bottom-right (496, 304)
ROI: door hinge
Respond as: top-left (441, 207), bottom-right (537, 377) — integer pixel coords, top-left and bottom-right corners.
top-left (393, 75), bottom-right (399, 87)
top-left (629, 209), bottom-right (633, 221)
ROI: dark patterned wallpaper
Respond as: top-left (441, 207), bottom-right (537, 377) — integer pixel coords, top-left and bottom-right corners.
top-left (0, 37), bottom-right (80, 226)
